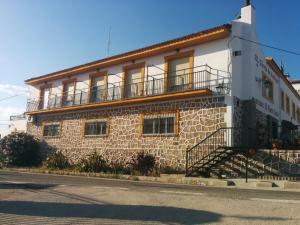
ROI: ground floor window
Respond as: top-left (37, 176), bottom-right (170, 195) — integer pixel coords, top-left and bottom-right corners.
top-left (84, 120), bottom-right (107, 136)
top-left (43, 124), bottom-right (60, 137)
top-left (142, 112), bottom-right (178, 135)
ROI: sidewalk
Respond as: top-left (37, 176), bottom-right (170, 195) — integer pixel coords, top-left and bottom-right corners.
top-left (1, 167), bottom-right (299, 192)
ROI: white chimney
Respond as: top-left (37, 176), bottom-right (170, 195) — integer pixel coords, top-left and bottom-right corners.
top-left (240, 2), bottom-right (256, 28)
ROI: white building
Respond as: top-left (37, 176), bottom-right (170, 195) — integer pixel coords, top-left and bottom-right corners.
top-left (24, 2), bottom-right (300, 177)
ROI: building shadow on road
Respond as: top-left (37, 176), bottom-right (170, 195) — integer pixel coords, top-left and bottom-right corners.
top-left (0, 201), bottom-right (221, 224)
top-left (0, 182), bottom-right (55, 190)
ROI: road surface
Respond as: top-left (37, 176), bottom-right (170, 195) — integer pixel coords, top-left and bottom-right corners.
top-left (0, 170), bottom-right (299, 224)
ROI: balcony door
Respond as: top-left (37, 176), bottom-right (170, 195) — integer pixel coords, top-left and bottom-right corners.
top-left (168, 57), bottom-right (190, 92)
top-left (123, 62), bottom-right (145, 99)
top-left (62, 80), bottom-right (75, 107)
top-left (90, 72), bottom-right (107, 103)
top-left (39, 86), bottom-right (50, 110)
top-left (165, 50), bottom-right (194, 93)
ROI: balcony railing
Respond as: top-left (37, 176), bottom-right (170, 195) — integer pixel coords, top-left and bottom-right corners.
top-left (26, 64), bottom-right (231, 112)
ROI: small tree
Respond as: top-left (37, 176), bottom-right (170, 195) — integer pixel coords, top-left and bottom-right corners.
top-left (45, 151), bottom-right (71, 169)
top-left (129, 152), bottom-right (156, 176)
top-left (0, 132), bottom-right (42, 167)
top-left (78, 152), bottom-right (108, 173)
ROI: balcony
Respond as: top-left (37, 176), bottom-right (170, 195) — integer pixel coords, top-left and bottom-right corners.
top-left (26, 65), bottom-right (231, 114)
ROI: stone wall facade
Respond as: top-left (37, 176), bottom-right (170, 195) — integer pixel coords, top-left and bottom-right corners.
top-left (27, 96), bottom-right (227, 170)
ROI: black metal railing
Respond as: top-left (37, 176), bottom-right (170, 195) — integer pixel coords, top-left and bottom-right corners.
top-left (26, 64), bottom-right (231, 112)
top-left (185, 127), bottom-right (256, 176)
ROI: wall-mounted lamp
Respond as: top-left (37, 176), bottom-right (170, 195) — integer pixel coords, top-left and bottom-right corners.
top-left (263, 79), bottom-right (271, 89)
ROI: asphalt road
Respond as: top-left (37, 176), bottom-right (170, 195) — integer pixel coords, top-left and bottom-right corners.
top-left (0, 170), bottom-right (300, 201)
top-left (0, 171), bottom-right (300, 225)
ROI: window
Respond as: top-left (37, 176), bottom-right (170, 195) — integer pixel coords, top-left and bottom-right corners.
top-left (262, 73), bottom-right (273, 102)
top-left (90, 72), bottom-right (107, 103)
top-left (165, 51), bottom-right (194, 92)
top-left (123, 63), bottom-right (145, 99)
top-left (297, 108), bottom-right (300, 123)
top-left (62, 80), bottom-right (76, 106)
top-left (142, 113), bottom-right (177, 135)
top-left (84, 120), bottom-right (107, 136)
top-left (292, 102), bottom-right (296, 119)
top-left (286, 95), bottom-right (290, 115)
top-left (43, 124), bottom-right (60, 137)
top-left (280, 90), bottom-right (285, 110)
top-left (39, 85), bottom-right (51, 110)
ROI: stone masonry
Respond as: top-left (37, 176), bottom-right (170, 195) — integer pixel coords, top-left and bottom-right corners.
top-left (27, 96), bottom-right (227, 170)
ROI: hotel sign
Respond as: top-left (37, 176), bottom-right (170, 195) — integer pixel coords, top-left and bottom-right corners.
top-left (254, 54), bottom-right (279, 84)
top-left (255, 98), bottom-right (279, 118)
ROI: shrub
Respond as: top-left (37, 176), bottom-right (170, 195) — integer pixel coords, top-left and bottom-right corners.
top-left (108, 161), bottom-right (130, 174)
top-left (160, 165), bottom-right (185, 174)
top-left (45, 152), bottom-right (70, 169)
top-left (129, 152), bottom-right (156, 176)
top-left (78, 152), bottom-right (107, 173)
top-left (0, 132), bottom-right (42, 167)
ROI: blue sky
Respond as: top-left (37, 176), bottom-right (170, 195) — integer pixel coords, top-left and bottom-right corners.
top-left (0, 0), bottom-right (299, 136)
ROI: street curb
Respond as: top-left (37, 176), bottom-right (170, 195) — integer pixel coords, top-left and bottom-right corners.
top-left (0, 168), bottom-right (231, 188)
top-left (1, 168), bottom-right (299, 191)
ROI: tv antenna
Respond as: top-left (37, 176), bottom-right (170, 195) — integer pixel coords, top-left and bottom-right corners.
top-left (107, 26), bottom-right (111, 57)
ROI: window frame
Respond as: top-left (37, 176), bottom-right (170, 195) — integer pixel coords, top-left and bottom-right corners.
top-left (61, 79), bottom-right (77, 107)
top-left (82, 118), bottom-right (109, 137)
top-left (42, 122), bottom-right (61, 138)
top-left (39, 84), bottom-right (52, 110)
top-left (164, 50), bottom-right (194, 93)
top-left (292, 102), bottom-right (296, 119)
top-left (280, 90), bottom-right (285, 111)
top-left (286, 95), bottom-right (290, 115)
top-left (122, 62), bottom-right (145, 99)
top-left (261, 73), bottom-right (274, 103)
top-left (139, 111), bottom-right (179, 136)
top-left (89, 71), bottom-right (108, 103)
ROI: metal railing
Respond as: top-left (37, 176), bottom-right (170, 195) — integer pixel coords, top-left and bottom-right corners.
top-left (185, 127), bottom-right (256, 176)
top-left (26, 64), bottom-right (231, 112)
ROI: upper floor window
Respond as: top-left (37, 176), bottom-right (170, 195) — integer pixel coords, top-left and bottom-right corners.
top-left (286, 95), bottom-right (290, 115)
top-left (262, 73), bottom-right (273, 102)
top-left (39, 85), bottom-right (51, 110)
top-left (292, 102), bottom-right (296, 119)
top-left (142, 112), bottom-right (178, 135)
top-left (123, 62), bottom-right (145, 99)
top-left (90, 72), bottom-right (107, 103)
top-left (165, 51), bottom-right (194, 92)
top-left (280, 90), bottom-right (285, 110)
top-left (62, 80), bottom-right (76, 107)
top-left (84, 120), bottom-right (107, 136)
top-left (43, 123), bottom-right (60, 137)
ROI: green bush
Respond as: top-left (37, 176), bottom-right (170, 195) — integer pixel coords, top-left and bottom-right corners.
top-left (45, 151), bottom-right (70, 169)
top-left (129, 152), bottom-right (156, 176)
top-left (108, 161), bottom-right (130, 174)
top-left (78, 152), bottom-right (107, 173)
top-left (0, 132), bottom-right (42, 167)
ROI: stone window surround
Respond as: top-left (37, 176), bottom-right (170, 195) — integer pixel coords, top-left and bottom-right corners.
top-left (81, 118), bottom-right (109, 138)
top-left (42, 121), bottom-right (62, 138)
top-left (139, 111), bottom-right (179, 137)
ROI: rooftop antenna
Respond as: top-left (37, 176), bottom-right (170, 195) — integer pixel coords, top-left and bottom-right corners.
top-left (107, 26), bottom-right (111, 57)
top-left (280, 60), bottom-right (285, 73)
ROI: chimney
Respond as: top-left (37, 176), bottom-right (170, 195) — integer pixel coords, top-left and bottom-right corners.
top-left (240, 0), bottom-right (255, 27)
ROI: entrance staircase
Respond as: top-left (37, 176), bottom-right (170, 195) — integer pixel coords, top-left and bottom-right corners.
top-left (185, 127), bottom-right (280, 178)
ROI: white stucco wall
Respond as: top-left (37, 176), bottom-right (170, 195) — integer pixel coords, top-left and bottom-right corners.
top-left (231, 5), bottom-right (300, 125)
